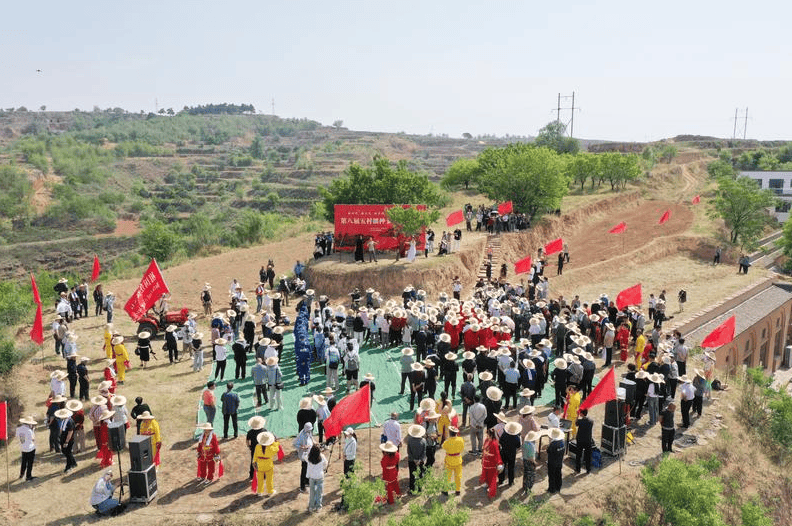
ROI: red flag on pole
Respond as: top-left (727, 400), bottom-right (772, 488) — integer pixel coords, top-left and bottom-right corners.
top-left (616, 283), bottom-right (642, 310)
top-left (701, 316), bottom-right (736, 348)
top-left (30, 273), bottom-right (41, 306)
top-left (91, 255), bottom-right (101, 282)
top-left (0, 400), bottom-right (7, 440)
top-left (514, 256), bottom-right (533, 274)
top-left (445, 210), bottom-right (464, 227)
top-left (30, 304), bottom-right (44, 345)
top-left (124, 259), bottom-right (170, 321)
top-left (692, 195), bottom-right (701, 204)
top-left (608, 222), bottom-right (627, 234)
top-left (579, 367), bottom-right (617, 412)
top-left (497, 201), bottom-right (513, 215)
top-left (322, 384), bottom-right (371, 439)
top-left (658, 210), bottom-right (671, 224)
top-left (544, 238), bottom-right (563, 256)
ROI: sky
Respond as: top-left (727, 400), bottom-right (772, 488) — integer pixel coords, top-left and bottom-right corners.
top-left (2, 0), bottom-right (791, 142)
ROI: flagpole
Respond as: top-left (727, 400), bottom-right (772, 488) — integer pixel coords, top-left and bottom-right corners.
top-left (5, 401), bottom-right (10, 508)
top-left (368, 423), bottom-right (372, 477)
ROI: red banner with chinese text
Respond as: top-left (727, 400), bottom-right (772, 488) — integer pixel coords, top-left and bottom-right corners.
top-left (334, 204), bottom-right (427, 252)
top-left (124, 259), bottom-right (170, 322)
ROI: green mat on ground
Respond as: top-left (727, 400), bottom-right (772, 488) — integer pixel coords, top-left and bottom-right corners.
top-left (195, 333), bottom-right (601, 439)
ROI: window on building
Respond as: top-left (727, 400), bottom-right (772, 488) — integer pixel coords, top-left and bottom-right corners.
top-left (769, 179), bottom-right (784, 195)
top-left (760, 342), bottom-right (769, 368)
top-left (776, 201), bottom-right (791, 213)
top-left (754, 179), bottom-right (763, 188)
top-left (762, 328), bottom-right (767, 339)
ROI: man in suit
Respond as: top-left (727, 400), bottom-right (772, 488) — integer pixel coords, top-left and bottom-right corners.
top-left (574, 409), bottom-right (594, 474)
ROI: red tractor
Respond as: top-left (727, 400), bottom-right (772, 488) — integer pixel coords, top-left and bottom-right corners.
top-left (135, 307), bottom-right (190, 339)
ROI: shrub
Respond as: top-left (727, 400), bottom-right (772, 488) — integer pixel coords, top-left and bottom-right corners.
top-left (339, 463), bottom-right (385, 520)
top-left (642, 457), bottom-right (724, 526)
top-left (389, 501), bottom-right (468, 526)
top-left (741, 501), bottom-right (772, 526)
top-left (768, 393), bottom-right (792, 451)
top-left (139, 220), bottom-right (179, 261)
top-left (0, 337), bottom-right (23, 375)
top-left (511, 501), bottom-right (562, 526)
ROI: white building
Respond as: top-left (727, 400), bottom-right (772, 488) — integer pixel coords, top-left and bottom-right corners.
top-left (741, 171), bottom-right (792, 222)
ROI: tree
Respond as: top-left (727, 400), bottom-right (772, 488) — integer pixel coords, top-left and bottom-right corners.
top-left (385, 206), bottom-right (440, 238)
top-left (565, 153), bottom-right (599, 190)
top-left (707, 159), bottom-right (735, 179)
top-left (441, 158), bottom-right (481, 190)
top-left (710, 176), bottom-right (777, 245)
top-left (600, 152), bottom-right (641, 190)
top-left (462, 132), bottom-right (472, 139)
top-left (0, 165), bottom-right (33, 221)
top-left (659, 144), bottom-right (678, 163)
top-left (320, 157), bottom-right (444, 221)
top-left (641, 146), bottom-right (656, 172)
top-left (139, 220), bottom-right (179, 261)
top-left (333, 120), bottom-right (344, 129)
top-left (534, 121), bottom-right (580, 154)
top-left (478, 146), bottom-right (569, 219)
top-left (39, 105), bottom-right (46, 111)
top-left (166, 108), bottom-right (175, 116)
top-left (249, 136), bottom-right (266, 159)
top-left (643, 458), bottom-right (725, 526)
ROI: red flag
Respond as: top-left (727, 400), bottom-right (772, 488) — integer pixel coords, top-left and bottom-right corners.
top-left (514, 256), bottom-right (533, 274)
top-left (323, 384), bottom-right (370, 438)
top-left (30, 273), bottom-right (41, 306)
top-left (658, 210), bottom-right (671, 224)
top-left (91, 255), bottom-right (101, 282)
top-left (616, 283), bottom-right (642, 310)
top-left (0, 401), bottom-right (6, 440)
top-left (445, 210), bottom-right (464, 227)
top-left (579, 367), bottom-right (617, 412)
top-left (124, 259), bottom-right (170, 321)
top-left (30, 304), bottom-right (44, 345)
top-left (692, 195), bottom-right (701, 204)
top-left (701, 316), bottom-right (736, 348)
top-left (608, 222), bottom-right (627, 234)
top-left (497, 201), bottom-right (513, 215)
top-left (544, 238), bottom-right (563, 256)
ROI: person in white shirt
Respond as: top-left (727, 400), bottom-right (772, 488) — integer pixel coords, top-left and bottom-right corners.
top-left (343, 428), bottom-right (357, 474)
top-left (547, 405), bottom-right (562, 428)
top-left (90, 470), bottom-right (123, 515)
top-left (16, 416), bottom-right (37, 481)
top-left (382, 412), bottom-right (402, 448)
top-left (305, 444), bottom-right (328, 512)
top-left (468, 396), bottom-right (487, 455)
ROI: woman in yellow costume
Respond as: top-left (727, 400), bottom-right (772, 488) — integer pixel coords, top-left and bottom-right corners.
top-left (111, 336), bottom-right (130, 385)
top-left (103, 324), bottom-right (114, 359)
top-left (252, 431), bottom-right (280, 496)
top-left (565, 385), bottom-right (582, 438)
top-left (137, 411), bottom-right (162, 466)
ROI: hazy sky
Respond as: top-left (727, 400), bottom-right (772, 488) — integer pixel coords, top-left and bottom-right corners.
top-left (3, 1), bottom-right (790, 141)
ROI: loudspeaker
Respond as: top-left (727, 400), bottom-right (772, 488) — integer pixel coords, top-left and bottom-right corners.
top-left (128, 435), bottom-right (153, 472)
top-left (601, 424), bottom-right (626, 455)
top-left (604, 400), bottom-right (625, 427)
top-left (128, 463), bottom-right (157, 503)
top-left (109, 426), bottom-right (126, 452)
top-left (619, 379), bottom-right (636, 406)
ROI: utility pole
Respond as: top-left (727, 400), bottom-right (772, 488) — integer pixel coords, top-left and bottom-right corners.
top-left (733, 108), bottom-right (738, 140)
top-left (554, 93), bottom-right (579, 138)
top-left (557, 93), bottom-right (561, 123)
top-left (570, 92), bottom-right (576, 138)
top-left (743, 107), bottom-right (748, 140)
top-left (732, 108), bottom-right (748, 140)
top-left (271, 98), bottom-right (275, 116)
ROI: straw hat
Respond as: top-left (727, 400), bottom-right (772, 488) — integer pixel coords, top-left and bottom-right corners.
top-left (98, 380), bottom-right (112, 390)
top-left (137, 331), bottom-right (151, 339)
top-left (476, 345), bottom-right (488, 353)
top-left (605, 323), bottom-right (615, 332)
top-left (188, 312), bottom-right (196, 320)
top-left (214, 338), bottom-right (227, 345)
top-left (448, 426), bottom-right (459, 434)
top-left (363, 373), bottom-right (375, 381)
top-left (462, 351), bottom-right (475, 360)
top-left (679, 375), bottom-right (692, 384)
top-left (410, 362), bottom-right (424, 372)
top-left (504, 421), bottom-right (522, 436)
top-left (408, 424), bottom-right (426, 438)
top-left (520, 388), bottom-right (535, 398)
top-left (58, 277), bottom-right (68, 284)
top-left (257, 431), bottom-right (276, 446)
top-left (19, 416), bottom-right (37, 426)
top-left (662, 355), bottom-right (672, 365)
top-left (111, 395), bottom-right (127, 406)
top-left (589, 314), bottom-right (600, 323)
top-left (65, 400), bottom-right (83, 412)
top-left (486, 386), bottom-right (503, 402)
top-left (54, 408), bottom-right (73, 419)
top-left (313, 395), bottom-right (328, 405)
top-left (272, 327), bottom-right (284, 335)
top-left (419, 398), bottom-right (435, 411)
top-left (401, 347), bottom-right (414, 356)
top-left (694, 369), bottom-right (704, 378)
top-left (379, 441), bottom-right (398, 453)
top-left (519, 405), bottom-right (536, 415)
top-left (494, 411), bottom-right (508, 423)
top-left (554, 358), bottom-right (567, 370)
top-left (265, 356), bottom-right (279, 366)
top-left (439, 333), bottom-right (451, 343)
top-left (248, 416), bottom-right (267, 430)
top-left (197, 422), bottom-right (213, 431)
top-left (444, 352), bottom-right (458, 361)
top-left (239, 304), bottom-right (249, 313)
top-left (636, 370), bottom-right (649, 380)
top-left (522, 359), bottom-right (535, 370)
top-left (100, 409), bottom-right (116, 421)
top-left (91, 395), bottom-right (107, 406)
top-left (111, 336), bottom-right (124, 345)
top-left (424, 410), bottom-right (441, 420)
top-left (525, 430), bottom-right (541, 442)
top-left (479, 371), bottom-right (493, 382)
top-left (344, 428), bottom-right (355, 436)
top-left (650, 373), bottom-right (664, 383)
top-left (549, 428), bottom-right (565, 441)
top-left (166, 325), bottom-right (177, 333)
top-left (51, 395), bottom-right (67, 403)
top-left (529, 318), bottom-right (540, 326)
top-left (299, 398), bottom-right (313, 410)
top-left (138, 411), bottom-right (155, 421)
top-left (49, 370), bottom-right (66, 380)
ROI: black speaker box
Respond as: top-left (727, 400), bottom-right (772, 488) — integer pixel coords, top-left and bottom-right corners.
top-left (604, 400), bottom-right (625, 427)
top-left (619, 379), bottom-right (636, 406)
top-left (128, 435), bottom-right (153, 472)
top-left (109, 425), bottom-right (126, 452)
top-left (600, 424), bottom-right (626, 455)
top-left (128, 463), bottom-right (158, 503)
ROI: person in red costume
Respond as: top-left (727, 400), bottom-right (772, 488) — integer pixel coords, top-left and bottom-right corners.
top-left (616, 323), bottom-right (630, 362)
top-left (102, 360), bottom-right (117, 394)
top-left (379, 441), bottom-right (401, 504)
top-left (95, 408), bottom-right (115, 468)
top-left (196, 422), bottom-right (222, 483)
top-left (479, 427), bottom-right (502, 499)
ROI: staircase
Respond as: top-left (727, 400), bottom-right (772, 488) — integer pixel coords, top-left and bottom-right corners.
top-left (478, 234), bottom-right (502, 280)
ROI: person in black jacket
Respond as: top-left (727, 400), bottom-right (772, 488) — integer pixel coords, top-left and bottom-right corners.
top-left (296, 398), bottom-right (317, 435)
top-left (574, 409), bottom-right (594, 474)
top-left (551, 359), bottom-right (568, 407)
top-left (546, 428), bottom-right (565, 493)
top-left (632, 370), bottom-right (650, 419)
top-left (442, 352), bottom-right (459, 398)
top-left (498, 421), bottom-right (521, 486)
top-left (483, 386), bottom-right (502, 429)
top-left (409, 363), bottom-right (425, 412)
top-left (164, 325), bottom-right (178, 363)
top-left (232, 339), bottom-right (247, 379)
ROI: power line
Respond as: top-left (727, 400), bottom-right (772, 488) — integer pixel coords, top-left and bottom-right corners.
top-left (732, 108), bottom-right (748, 140)
top-left (554, 92), bottom-right (580, 138)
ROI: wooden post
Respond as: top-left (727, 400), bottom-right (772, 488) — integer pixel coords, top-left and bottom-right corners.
top-left (5, 401), bottom-right (9, 508)
top-left (368, 424), bottom-right (372, 477)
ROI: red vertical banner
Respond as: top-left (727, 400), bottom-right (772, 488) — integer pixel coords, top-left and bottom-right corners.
top-left (30, 304), bottom-right (44, 345)
top-left (0, 400), bottom-right (7, 440)
top-left (608, 222), bottom-right (627, 234)
top-left (91, 255), bottom-right (101, 282)
top-left (30, 273), bottom-right (41, 306)
top-left (514, 256), bottom-right (533, 274)
top-left (544, 238), bottom-right (564, 256)
top-left (658, 210), bottom-right (671, 224)
top-left (497, 201), bottom-right (513, 215)
top-left (124, 259), bottom-right (170, 321)
top-left (446, 210), bottom-right (464, 226)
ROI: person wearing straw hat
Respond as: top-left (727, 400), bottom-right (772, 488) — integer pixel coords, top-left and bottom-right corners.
top-left (297, 397), bottom-right (317, 436)
top-left (406, 424), bottom-right (427, 493)
top-left (54, 407), bottom-right (77, 472)
top-left (265, 356), bottom-right (283, 410)
top-left (442, 351), bottom-right (460, 399)
top-left (409, 362), bottom-right (426, 412)
top-left (378, 440), bottom-right (401, 504)
top-left (66, 400), bottom-right (86, 453)
top-left (678, 375), bottom-right (695, 428)
top-left (521, 430), bottom-right (540, 494)
top-left (692, 369), bottom-right (706, 418)
top-left (441, 426), bottom-right (464, 496)
top-left (46, 394), bottom-right (66, 453)
top-left (479, 427), bottom-right (502, 499)
top-left (551, 358), bottom-right (568, 407)
top-left (213, 337), bottom-right (228, 381)
top-left (15, 415), bottom-right (38, 481)
top-left (294, 422), bottom-right (314, 492)
top-left (546, 427), bottom-right (566, 493)
top-left (660, 402), bottom-right (676, 453)
top-left (49, 369), bottom-right (67, 400)
top-left (97, 408), bottom-right (116, 468)
top-left (196, 422), bottom-right (222, 482)
top-left (108, 394), bottom-right (129, 447)
top-left (484, 386), bottom-right (503, 430)
top-left (399, 348), bottom-right (414, 395)
top-left (647, 373), bottom-right (662, 426)
top-left (138, 412), bottom-right (162, 466)
top-left (101, 359), bottom-right (117, 395)
top-left (499, 421), bottom-right (522, 487)
top-left (246, 416), bottom-right (267, 480)
top-left (252, 431), bottom-right (280, 497)
top-left (110, 335), bottom-right (130, 385)
top-left (136, 331), bottom-right (152, 368)
top-left (201, 283), bottom-right (213, 316)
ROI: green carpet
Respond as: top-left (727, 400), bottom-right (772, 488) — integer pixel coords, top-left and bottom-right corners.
top-left (196, 333), bottom-right (600, 439)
